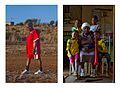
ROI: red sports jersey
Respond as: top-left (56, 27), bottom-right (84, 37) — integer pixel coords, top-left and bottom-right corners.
top-left (26, 29), bottom-right (40, 59)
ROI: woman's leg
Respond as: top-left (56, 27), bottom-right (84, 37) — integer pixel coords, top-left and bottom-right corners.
top-left (80, 51), bottom-right (84, 69)
top-left (25, 58), bottom-right (31, 71)
top-left (80, 51), bottom-right (85, 76)
top-left (69, 57), bottom-right (74, 74)
top-left (74, 59), bottom-right (78, 74)
top-left (69, 62), bottom-right (74, 74)
top-left (74, 54), bottom-right (79, 74)
top-left (34, 58), bottom-right (43, 74)
top-left (38, 58), bottom-right (43, 71)
top-left (105, 53), bottom-right (111, 72)
top-left (21, 58), bottom-right (31, 75)
top-left (97, 52), bottom-right (103, 74)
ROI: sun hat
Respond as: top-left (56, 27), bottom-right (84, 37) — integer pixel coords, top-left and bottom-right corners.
top-left (81, 22), bottom-right (90, 30)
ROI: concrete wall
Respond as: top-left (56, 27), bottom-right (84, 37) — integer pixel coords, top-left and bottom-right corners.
top-left (64, 5), bottom-right (115, 34)
top-left (69, 6), bottom-right (82, 20)
top-left (82, 6), bottom-right (114, 34)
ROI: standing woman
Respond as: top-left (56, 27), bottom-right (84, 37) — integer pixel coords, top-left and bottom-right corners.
top-left (21, 22), bottom-right (43, 75)
top-left (90, 15), bottom-right (101, 33)
top-left (74, 19), bottom-right (83, 34)
top-left (66, 29), bottom-right (79, 76)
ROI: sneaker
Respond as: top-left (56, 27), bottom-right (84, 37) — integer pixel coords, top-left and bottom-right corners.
top-left (73, 72), bottom-right (77, 76)
top-left (80, 71), bottom-right (85, 77)
top-left (90, 74), bottom-right (96, 77)
top-left (80, 69), bottom-right (85, 77)
top-left (90, 69), bottom-right (96, 77)
top-left (21, 69), bottom-right (29, 75)
top-left (34, 70), bottom-right (43, 75)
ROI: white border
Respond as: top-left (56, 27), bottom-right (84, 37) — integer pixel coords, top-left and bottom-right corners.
top-left (0, 0), bottom-right (120, 88)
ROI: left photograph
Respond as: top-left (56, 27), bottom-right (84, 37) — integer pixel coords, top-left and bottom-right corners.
top-left (6, 5), bottom-right (57, 83)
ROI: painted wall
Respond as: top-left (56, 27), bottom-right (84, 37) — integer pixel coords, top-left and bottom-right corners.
top-left (64, 5), bottom-right (115, 34)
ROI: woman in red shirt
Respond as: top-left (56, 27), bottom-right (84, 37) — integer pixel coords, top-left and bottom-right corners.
top-left (21, 22), bottom-right (43, 75)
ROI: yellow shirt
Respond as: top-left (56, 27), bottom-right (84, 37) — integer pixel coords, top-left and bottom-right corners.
top-left (66, 39), bottom-right (79, 58)
top-left (98, 39), bottom-right (108, 53)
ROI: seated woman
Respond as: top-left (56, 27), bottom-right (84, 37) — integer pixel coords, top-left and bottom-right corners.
top-left (79, 22), bottom-right (95, 77)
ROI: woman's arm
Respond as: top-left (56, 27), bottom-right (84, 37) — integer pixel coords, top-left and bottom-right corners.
top-left (67, 49), bottom-right (72, 57)
top-left (33, 38), bottom-right (39, 53)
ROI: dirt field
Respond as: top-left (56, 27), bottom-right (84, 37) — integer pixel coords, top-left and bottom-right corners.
top-left (6, 43), bottom-right (57, 83)
top-left (6, 54), bottom-right (57, 83)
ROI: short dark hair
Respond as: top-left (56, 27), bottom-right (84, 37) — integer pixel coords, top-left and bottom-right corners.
top-left (95, 30), bottom-right (101, 35)
top-left (92, 15), bottom-right (98, 22)
top-left (27, 22), bottom-right (33, 28)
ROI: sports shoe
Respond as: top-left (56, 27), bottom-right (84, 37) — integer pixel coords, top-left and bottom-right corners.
top-left (21, 69), bottom-right (29, 75)
top-left (34, 70), bottom-right (43, 75)
top-left (80, 69), bottom-right (85, 77)
top-left (80, 71), bottom-right (85, 77)
top-left (90, 74), bottom-right (96, 77)
top-left (90, 69), bottom-right (96, 77)
top-left (73, 72), bottom-right (77, 76)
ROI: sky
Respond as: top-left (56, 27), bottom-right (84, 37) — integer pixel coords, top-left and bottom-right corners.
top-left (6, 5), bottom-right (57, 24)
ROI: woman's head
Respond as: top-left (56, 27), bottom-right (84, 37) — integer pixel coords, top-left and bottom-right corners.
top-left (71, 31), bottom-right (76, 39)
top-left (26, 22), bottom-right (34, 31)
top-left (74, 19), bottom-right (82, 28)
top-left (71, 30), bottom-right (79, 39)
top-left (95, 31), bottom-right (101, 40)
top-left (71, 27), bottom-right (79, 38)
top-left (91, 15), bottom-right (98, 25)
top-left (81, 22), bottom-right (90, 34)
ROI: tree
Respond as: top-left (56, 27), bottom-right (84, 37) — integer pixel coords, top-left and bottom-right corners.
top-left (55, 21), bottom-right (58, 26)
top-left (24, 19), bottom-right (32, 24)
top-left (24, 19), bottom-right (40, 25)
top-left (16, 22), bottom-right (24, 26)
top-left (50, 20), bottom-right (55, 25)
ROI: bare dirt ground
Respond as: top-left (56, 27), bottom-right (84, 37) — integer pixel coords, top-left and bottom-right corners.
top-left (6, 54), bottom-right (57, 83)
top-left (6, 43), bottom-right (57, 83)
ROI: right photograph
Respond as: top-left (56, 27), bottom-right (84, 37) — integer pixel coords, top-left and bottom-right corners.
top-left (63, 5), bottom-right (115, 83)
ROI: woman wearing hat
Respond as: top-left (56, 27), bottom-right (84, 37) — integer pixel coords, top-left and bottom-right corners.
top-left (79, 22), bottom-right (95, 77)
